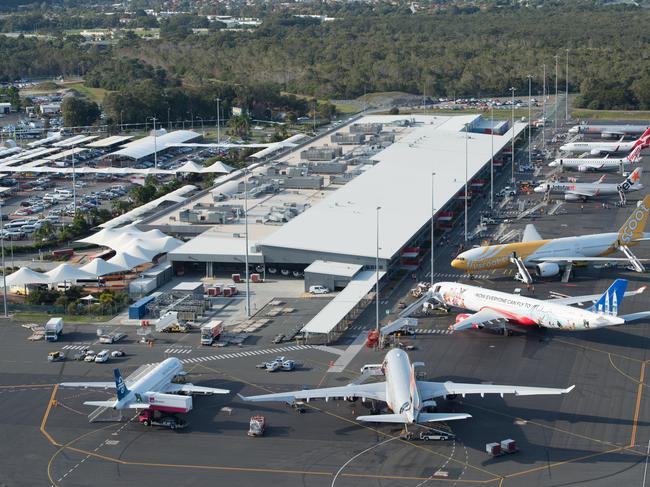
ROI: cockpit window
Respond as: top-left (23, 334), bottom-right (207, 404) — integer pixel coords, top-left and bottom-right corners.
top-left (457, 257), bottom-right (465, 261)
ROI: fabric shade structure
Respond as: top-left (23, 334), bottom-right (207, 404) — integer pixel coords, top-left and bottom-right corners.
top-left (46, 263), bottom-right (97, 282)
top-left (121, 243), bottom-right (158, 262)
top-left (107, 251), bottom-right (149, 270)
top-left (177, 160), bottom-right (205, 173)
top-left (4, 267), bottom-right (51, 286)
top-left (80, 294), bottom-right (98, 302)
top-left (127, 236), bottom-right (182, 254)
top-left (77, 224), bottom-right (142, 246)
top-left (80, 258), bottom-right (128, 277)
top-left (202, 161), bottom-right (234, 174)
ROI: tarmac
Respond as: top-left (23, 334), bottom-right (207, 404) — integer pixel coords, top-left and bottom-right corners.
top-left (1, 127), bottom-right (650, 486)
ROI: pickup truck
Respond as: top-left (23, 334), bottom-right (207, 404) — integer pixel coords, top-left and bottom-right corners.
top-left (99, 332), bottom-right (126, 344)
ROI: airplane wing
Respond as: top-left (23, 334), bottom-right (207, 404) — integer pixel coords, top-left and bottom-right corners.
top-left (60, 382), bottom-right (115, 389)
top-left (164, 383), bottom-right (230, 395)
top-left (522, 224), bottom-right (543, 242)
top-left (450, 308), bottom-right (509, 331)
top-left (238, 382), bottom-right (386, 403)
top-left (418, 380), bottom-right (574, 400)
top-left (548, 286), bottom-right (646, 306)
top-left (531, 256), bottom-right (650, 264)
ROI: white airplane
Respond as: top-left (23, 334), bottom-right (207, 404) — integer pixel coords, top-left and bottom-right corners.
top-left (533, 167), bottom-right (643, 201)
top-left (430, 278), bottom-right (650, 333)
top-left (568, 124), bottom-right (649, 138)
top-left (549, 145), bottom-right (642, 172)
top-left (60, 357), bottom-right (229, 412)
top-left (451, 195), bottom-right (650, 282)
top-left (559, 128), bottom-right (650, 155)
top-left (239, 348), bottom-right (574, 425)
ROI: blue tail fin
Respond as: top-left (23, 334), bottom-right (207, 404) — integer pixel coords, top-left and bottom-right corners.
top-left (114, 369), bottom-right (129, 401)
top-left (589, 279), bottom-right (628, 316)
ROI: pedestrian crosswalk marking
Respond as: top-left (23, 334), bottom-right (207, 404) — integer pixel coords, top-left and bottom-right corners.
top-left (178, 345), bottom-right (314, 365)
top-left (430, 272), bottom-right (491, 280)
top-left (62, 344), bottom-right (91, 350)
top-left (414, 328), bottom-right (453, 335)
top-left (164, 348), bottom-right (192, 354)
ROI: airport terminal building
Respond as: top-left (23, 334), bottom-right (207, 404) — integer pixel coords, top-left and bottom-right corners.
top-left (167, 114), bottom-right (527, 278)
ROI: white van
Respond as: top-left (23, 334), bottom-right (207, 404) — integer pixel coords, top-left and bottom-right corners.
top-left (309, 285), bottom-right (329, 295)
top-left (94, 350), bottom-right (110, 363)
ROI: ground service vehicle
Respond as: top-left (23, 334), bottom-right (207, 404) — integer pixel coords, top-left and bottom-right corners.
top-left (94, 350), bottom-right (110, 363)
top-left (309, 285), bottom-right (329, 294)
top-left (248, 415), bottom-right (266, 436)
top-left (44, 317), bottom-right (63, 341)
top-left (138, 410), bottom-right (187, 430)
top-left (47, 351), bottom-right (65, 362)
top-left (200, 320), bottom-right (223, 346)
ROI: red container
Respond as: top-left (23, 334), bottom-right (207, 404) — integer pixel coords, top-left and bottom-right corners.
top-left (232, 273), bottom-right (241, 283)
top-left (251, 273), bottom-right (261, 283)
top-left (223, 288), bottom-right (232, 297)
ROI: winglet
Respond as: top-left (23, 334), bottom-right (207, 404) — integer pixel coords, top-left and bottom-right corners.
top-left (237, 393), bottom-right (248, 401)
top-left (564, 385), bottom-right (576, 394)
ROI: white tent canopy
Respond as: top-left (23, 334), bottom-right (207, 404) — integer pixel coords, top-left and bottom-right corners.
top-left (121, 243), bottom-right (159, 262)
top-left (202, 161), bottom-right (234, 173)
top-left (80, 258), bottom-right (128, 277)
top-left (177, 160), bottom-right (205, 173)
top-left (5, 267), bottom-right (51, 286)
top-left (46, 263), bottom-right (97, 282)
top-left (107, 251), bottom-right (149, 270)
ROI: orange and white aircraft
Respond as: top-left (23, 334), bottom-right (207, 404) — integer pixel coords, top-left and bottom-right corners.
top-left (451, 196), bottom-right (650, 282)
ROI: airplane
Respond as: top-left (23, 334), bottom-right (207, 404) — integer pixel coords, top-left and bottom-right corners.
top-left (451, 195), bottom-right (650, 283)
top-left (559, 128), bottom-right (650, 155)
top-left (568, 124), bottom-right (649, 139)
top-left (548, 145), bottom-right (642, 172)
top-left (239, 348), bottom-right (574, 425)
top-left (60, 357), bottom-right (229, 411)
top-left (533, 167), bottom-right (643, 201)
top-left (428, 278), bottom-right (650, 333)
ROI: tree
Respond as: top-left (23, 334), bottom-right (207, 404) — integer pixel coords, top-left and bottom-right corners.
top-left (61, 97), bottom-right (100, 127)
top-left (227, 114), bottom-right (251, 138)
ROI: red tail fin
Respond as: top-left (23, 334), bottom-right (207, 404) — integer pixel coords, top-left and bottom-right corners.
top-left (626, 145), bottom-right (643, 162)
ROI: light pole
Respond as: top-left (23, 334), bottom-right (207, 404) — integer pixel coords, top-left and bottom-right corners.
top-left (565, 48), bottom-right (569, 122)
top-left (542, 64), bottom-right (546, 151)
top-left (375, 206), bottom-right (381, 332)
top-left (215, 97), bottom-right (221, 144)
top-left (430, 172), bottom-right (435, 287)
top-left (119, 110), bottom-right (123, 132)
top-left (490, 104), bottom-right (494, 210)
top-left (509, 86), bottom-right (516, 185)
top-left (526, 74), bottom-right (533, 167)
top-left (243, 166), bottom-right (251, 318)
top-left (196, 116), bottom-right (204, 137)
top-left (167, 106), bottom-right (171, 130)
top-left (464, 123), bottom-right (469, 244)
top-left (0, 202), bottom-right (7, 317)
top-left (554, 54), bottom-right (559, 134)
top-left (148, 116), bottom-right (158, 169)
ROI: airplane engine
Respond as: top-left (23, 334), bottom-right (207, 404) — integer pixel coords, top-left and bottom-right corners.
top-left (577, 165), bottom-right (592, 172)
top-left (564, 193), bottom-right (585, 201)
top-left (345, 396), bottom-right (358, 402)
top-left (535, 262), bottom-right (560, 277)
top-left (590, 149), bottom-right (602, 156)
top-left (455, 313), bottom-right (472, 323)
top-left (421, 400), bottom-right (437, 409)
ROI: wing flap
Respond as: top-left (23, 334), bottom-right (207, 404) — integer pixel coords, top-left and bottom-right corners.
top-left (417, 413), bottom-right (472, 423)
top-left (356, 414), bottom-right (408, 423)
top-left (419, 381), bottom-right (574, 399)
top-left (60, 382), bottom-right (115, 389)
top-left (239, 382), bottom-right (386, 403)
top-left (165, 383), bottom-right (230, 395)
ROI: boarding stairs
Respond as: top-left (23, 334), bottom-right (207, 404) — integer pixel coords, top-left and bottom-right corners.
top-left (619, 245), bottom-right (645, 273)
top-left (510, 255), bottom-right (533, 285)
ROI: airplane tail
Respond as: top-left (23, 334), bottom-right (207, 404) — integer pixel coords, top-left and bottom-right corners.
top-left (633, 127), bottom-right (650, 147)
top-left (617, 195), bottom-right (650, 244)
top-left (617, 168), bottom-right (643, 193)
top-left (624, 145), bottom-right (643, 163)
top-left (114, 369), bottom-right (129, 401)
top-left (596, 174), bottom-right (606, 184)
top-left (589, 279), bottom-right (628, 316)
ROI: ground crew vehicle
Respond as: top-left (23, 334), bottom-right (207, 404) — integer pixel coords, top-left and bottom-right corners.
top-left (47, 351), bottom-right (65, 362)
top-left (248, 415), bottom-right (266, 436)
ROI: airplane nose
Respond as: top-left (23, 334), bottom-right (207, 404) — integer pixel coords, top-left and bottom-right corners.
top-left (533, 186), bottom-right (544, 193)
top-left (451, 259), bottom-right (466, 270)
top-left (548, 161), bottom-right (557, 167)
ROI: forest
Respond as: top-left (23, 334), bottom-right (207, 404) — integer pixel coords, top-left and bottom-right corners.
top-left (0, 2), bottom-right (649, 110)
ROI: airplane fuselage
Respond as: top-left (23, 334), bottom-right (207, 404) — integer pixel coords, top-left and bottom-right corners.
top-left (535, 182), bottom-right (641, 197)
top-left (436, 282), bottom-right (623, 330)
top-left (549, 157), bottom-right (631, 171)
top-left (117, 357), bottom-right (184, 410)
top-left (452, 233), bottom-right (623, 272)
top-left (382, 349), bottom-right (418, 423)
top-left (560, 141), bottom-right (637, 154)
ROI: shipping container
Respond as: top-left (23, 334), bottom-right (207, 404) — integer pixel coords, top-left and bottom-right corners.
top-left (129, 295), bottom-right (156, 320)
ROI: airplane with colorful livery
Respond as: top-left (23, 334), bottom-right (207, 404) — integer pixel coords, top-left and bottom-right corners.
top-left (533, 167), bottom-right (643, 201)
top-left (548, 145), bottom-right (643, 172)
top-left (451, 195), bottom-right (650, 283)
top-left (239, 349), bottom-right (574, 425)
top-left (429, 279), bottom-right (650, 333)
top-left (559, 128), bottom-right (650, 155)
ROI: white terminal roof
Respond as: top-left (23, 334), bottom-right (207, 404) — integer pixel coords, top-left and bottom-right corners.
top-left (304, 260), bottom-right (363, 277)
top-left (169, 232), bottom-right (264, 264)
top-left (53, 135), bottom-right (99, 148)
top-left (107, 130), bottom-right (200, 160)
top-left (262, 114), bottom-right (528, 260)
top-left (301, 270), bottom-right (384, 335)
top-left (86, 135), bottom-right (133, 148)
top-left (250, 133), bottom-right (307, 159)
